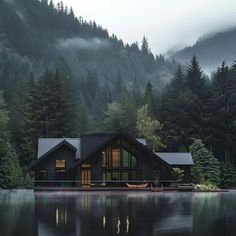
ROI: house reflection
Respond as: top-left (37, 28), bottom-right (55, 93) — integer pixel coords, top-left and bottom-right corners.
top-left (102, 215), bottom-right (129, 234)
top-left (1, 191), bottom-right (236, 236)
top-left (35, 194), bottom-right (76, 236)
top-left (55, 207), bottom-right (67, 227)
top-left (34, 193), bottom-right (194, 236)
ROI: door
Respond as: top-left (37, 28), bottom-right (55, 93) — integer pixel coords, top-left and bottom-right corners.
top-left (81, 168), bottom-right (91, 187)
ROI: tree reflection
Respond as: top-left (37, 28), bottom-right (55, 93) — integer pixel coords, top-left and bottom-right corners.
top-left (0, 191), bottom-right (236, 236)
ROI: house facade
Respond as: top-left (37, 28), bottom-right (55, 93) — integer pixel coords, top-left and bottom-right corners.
top-left (30, 132), bottom-right (193, 187)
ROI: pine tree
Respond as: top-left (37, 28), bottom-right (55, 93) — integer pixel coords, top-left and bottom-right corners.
top-left (167, 57), bottom-right (210, 148)
top-left (130, 77), bottom-right (143, 108)
top-left (8, 80), bottom-right (25, 151)
top-left (20, 73), bottom-right (40, 167)
top-left (141, 36), bottom-right (150, 54)
top-left (209, 62), bottom-right (236, 163)
top-left (0, 91), bottom-right (24, 188)
top-left (220, 163), bottom-right (236, 187)
top-left (161, 65), bottom-right (199, 151)
top-left (37, 68), bottom-right (79, 137)
top-left (190, 139), bottom-right (221, 185)
top-left (144, 80), bottom-right (155, 115)
top-left (169, 65), bottom-right (186, 95)
top-left (186, 55), bottom-right (207, 96)
top-left (0, 91), bottom-right (9, 156)
top-left (0, 146), bottom-right (24, 189)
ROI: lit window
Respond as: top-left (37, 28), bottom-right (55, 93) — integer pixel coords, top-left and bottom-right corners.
top-left (81, 164), bottom-right (91, 168)
top-left (112, 148), bottom-right (120, 167)
top-left (102, 151), bottom-right (106, 167)
top-left (56, 160), bottom-right (66, 168)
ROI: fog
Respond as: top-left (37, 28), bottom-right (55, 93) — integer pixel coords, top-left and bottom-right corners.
top-left (57, 37), bottom-right (111, 51)
top-left (54, 0), bottom-right (236, 54)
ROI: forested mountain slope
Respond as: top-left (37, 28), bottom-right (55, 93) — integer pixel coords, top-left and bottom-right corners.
top-left (172, 27), bottom-right (236, 72)
top-left (0, 0), bottom-right (178, 102)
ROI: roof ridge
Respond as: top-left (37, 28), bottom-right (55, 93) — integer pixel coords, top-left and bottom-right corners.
top-left (156, 152), bottom-right (191, 154)
top-left (39, 138), bottom-right (80, 139)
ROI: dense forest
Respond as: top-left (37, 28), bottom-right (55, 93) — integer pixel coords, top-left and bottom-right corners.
top-left (0, 0), bottom-right (236, 188)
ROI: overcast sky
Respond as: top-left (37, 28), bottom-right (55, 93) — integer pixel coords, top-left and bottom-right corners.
top-left (54, 0), bottom-right (236, 54)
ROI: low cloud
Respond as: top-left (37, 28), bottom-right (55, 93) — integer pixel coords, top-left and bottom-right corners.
top-left (16, 10), bottom-right (25, 22)
top-left (3, 0), bottom-right (15, 5)
top-left (57, 37), bottom-right (111, 51)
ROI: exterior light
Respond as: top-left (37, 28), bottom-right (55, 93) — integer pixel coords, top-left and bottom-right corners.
top-left (103, 216), bottom-right (106, 228)
top-left (56, 208), bottom-right (59, 227)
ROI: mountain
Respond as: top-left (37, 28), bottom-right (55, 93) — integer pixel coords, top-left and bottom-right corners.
top-left (0, 0), bottom-right (178, 104)
top-left (172, 27), bottom-right (236, 73)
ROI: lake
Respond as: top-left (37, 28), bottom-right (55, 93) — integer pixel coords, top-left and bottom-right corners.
top-left (0, 190), bottom-right (235, 236)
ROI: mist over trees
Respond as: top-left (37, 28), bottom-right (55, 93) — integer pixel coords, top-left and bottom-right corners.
top-left (172, 27), bottom-right (236, 72)
top-left (0, 0), bottom-right (178, 105)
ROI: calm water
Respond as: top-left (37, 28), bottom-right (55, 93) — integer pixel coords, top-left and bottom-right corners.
top-left (0, 190), bottom-right (236, 236)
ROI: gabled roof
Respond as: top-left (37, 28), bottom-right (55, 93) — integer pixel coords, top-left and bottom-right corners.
top-left (70, 132), bottom-right (171, 170)
top-left (30, 139), bottom-right (78, 169)
top-left (38, 138), bottom-right (80, 159)
top-left (155, 152), bottom-right (193, 166)
top-left (80, 132), bottom-right (147, 161)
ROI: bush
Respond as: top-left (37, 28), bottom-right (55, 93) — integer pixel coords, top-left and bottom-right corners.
top-left (195, 182), bottom-right (218, 191)
top-left (20, 174), bottom-right (34, 189)
top-left (153, 176), bottom-right (159, 187)
top-left (171, 167), bottom-right (184, 187)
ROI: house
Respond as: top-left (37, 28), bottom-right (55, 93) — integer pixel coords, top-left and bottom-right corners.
top-left (30, 132), bottom-right (194, 187)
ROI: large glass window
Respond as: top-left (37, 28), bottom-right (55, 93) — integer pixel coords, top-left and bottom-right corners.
top-left (102, 151), bottom-right (106, 167)
top-left (112, 148), bottom-right (120, 167)
top-left (101, 139), bottom-right (140, 168)
top-left (101, 139), bottom-right (143, 185)
top-left (122, 150), bottom-right (130, 167)
top-left (131, 156), bottom-right (138, 168)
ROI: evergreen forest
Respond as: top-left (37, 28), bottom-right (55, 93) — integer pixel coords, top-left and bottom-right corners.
top-left (0, 0), bottom-right (236, 188)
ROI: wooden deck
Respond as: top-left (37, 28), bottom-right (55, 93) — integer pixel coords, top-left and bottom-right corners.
top-left (34, 187), bottom-right (228, 192)
top-left (34, 187), bottom-right (152, 192)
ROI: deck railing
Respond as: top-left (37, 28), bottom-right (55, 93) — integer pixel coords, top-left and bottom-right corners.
top-left (34, 180), bottom-right (173, 188)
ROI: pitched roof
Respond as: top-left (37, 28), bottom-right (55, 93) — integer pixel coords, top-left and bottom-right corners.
top-left (38, 138), bottom-right (81, 159)
top-left (155, 152), bottom-right (193, 166)
top-left (37, 136), bottom-right (145, 161)
top-left (30, 139), bottom-right (78, 169)
top-left (70, 132), bottom-right (171, 170)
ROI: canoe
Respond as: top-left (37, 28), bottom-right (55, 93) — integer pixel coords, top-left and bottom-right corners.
top-left (126, 183), bottom-right (148, 188)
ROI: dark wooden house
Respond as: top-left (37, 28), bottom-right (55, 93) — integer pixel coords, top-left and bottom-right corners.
top-left (30, 132), bottom-right (194, 187)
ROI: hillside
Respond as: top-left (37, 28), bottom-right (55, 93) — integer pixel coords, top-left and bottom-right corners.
top-left (0, 0), bottom-right (178, 104)
top-left (172, 27), bottom-right (236, 72)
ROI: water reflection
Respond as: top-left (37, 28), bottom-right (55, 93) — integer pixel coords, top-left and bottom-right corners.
top-left (0, 190), bottom-right (236, 236)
